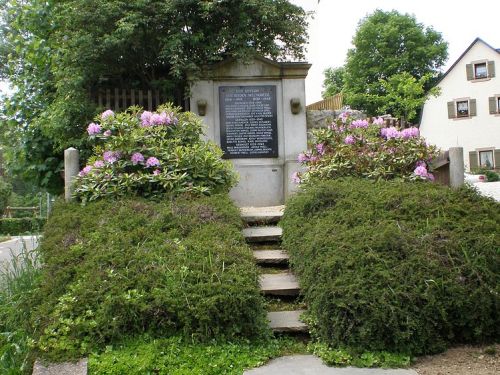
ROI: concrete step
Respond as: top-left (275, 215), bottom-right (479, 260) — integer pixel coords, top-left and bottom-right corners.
top-left (253, 250), bottom-right (289, 265)
top-left (260, 273), bottom-right (300, 296)
top-left (267, 310), bottom-right (308, 333)
top-left (243, 226), bottom-right (282, 243)
top-left (241, 206), bottom-right (284, 224)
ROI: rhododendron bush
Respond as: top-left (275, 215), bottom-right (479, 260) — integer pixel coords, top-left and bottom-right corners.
top-left (294, 112), bottom-right (439, 184)
top-left (74, 104), bottom-right (237, 202)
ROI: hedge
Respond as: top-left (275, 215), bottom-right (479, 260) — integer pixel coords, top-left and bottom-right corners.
top-left (281, 178), bottom-right (500, 355)
top-left (31, 194), bottom-right (267, 361)
top-left (0, 218), bottom-right (46, 234)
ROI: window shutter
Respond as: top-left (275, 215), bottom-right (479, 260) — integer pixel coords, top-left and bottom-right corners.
top-left (495, 149), bottom-right (500, 168)
top-left (466, 64), bottom-right (474, 80)
top-left (489, 97), bottom-right (497, 114)
top-left (469, 151), bottom-right (479, 170)
top-left (488, 61), bottom-right (495, 78)
top-left (447, 101), bottom-right (456, 118)
top-left (469, 99), bottom-right (477, 116)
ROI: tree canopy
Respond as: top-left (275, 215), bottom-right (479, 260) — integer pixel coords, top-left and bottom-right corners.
top-left (322, 66), bottom-right (345, 99)
top-left (323, 9), bottom-right (448, 116)
top-left (0, 0), bottom-right (309, 192)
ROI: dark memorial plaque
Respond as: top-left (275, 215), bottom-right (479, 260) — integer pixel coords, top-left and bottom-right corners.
top-left (219, 85), bottom-right (278, 158)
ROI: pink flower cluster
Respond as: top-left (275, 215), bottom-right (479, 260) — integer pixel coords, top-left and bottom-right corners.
top-left (381, 126), bottom-right (420, 140)
top-left (87, 123), bottom-right (101, 135)
top-left (101, 110), bottom-right (115, 120)
top-left (140, 111), bottom-right (177, 127)
top-left (131, 152), bottom-right (145, 165)
top-left (103, 151), bottom-right (121, 164)
top-left (413, 161), bottom-right (435, 181)
top-left (372, 117), bottom-right (385, 126)
top-left (350, 119), bottom-right (369, 129)
top-left (145, 156), bottom-right (161, 168)
top-left (297, 152), bottom-right (319, 163)
top-left (291, 172), bottom-right (301, 184)
top-left (79, 165), bottom-right (93, 176)
top-left (344, 135), bottom-right (356, 144)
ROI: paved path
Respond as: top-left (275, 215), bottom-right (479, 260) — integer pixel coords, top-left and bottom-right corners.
top-left (0, 235), bottom-right (39, 267)
top-left (465, 174), bottom-right (500, 201)
top-left (244, 355), bottom-right (417, 375)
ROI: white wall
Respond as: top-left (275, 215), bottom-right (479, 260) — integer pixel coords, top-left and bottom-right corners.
top-left (420, 40), bottom-right (500, 170)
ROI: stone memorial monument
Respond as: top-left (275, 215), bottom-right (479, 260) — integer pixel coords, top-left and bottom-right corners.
top-left (190, 56), bottom-right (310, 207)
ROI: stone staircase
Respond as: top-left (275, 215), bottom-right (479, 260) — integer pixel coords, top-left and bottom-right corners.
top-left (241, 206), bottom-right (308, 333)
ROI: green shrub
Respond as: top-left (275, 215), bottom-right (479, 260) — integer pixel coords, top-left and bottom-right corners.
top-left (0, 177), bottom-right (13, 215)
top-left (32, 194), bottom-right (267, 361)
top-left (293, 112), bottom-right (438, 184)
top-left (282, 178), bottom-right (500, 355)
top-left (0, 218), bottom-right (45, 235)
top-left (485, 170), bottom-right (499, 182)
top-left (74, 105), bottom-right (237, 202)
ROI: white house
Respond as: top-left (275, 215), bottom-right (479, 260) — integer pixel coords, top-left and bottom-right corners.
top-left (420, 38), bottom-right (500, 171)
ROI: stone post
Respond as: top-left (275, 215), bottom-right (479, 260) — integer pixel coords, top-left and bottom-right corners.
top-left (449, 147), bottom-right (464, 188)
top-left (64, 147), bottom-right (80, 202)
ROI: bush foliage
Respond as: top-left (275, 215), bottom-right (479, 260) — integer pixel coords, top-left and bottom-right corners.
top-left (74, 105), bottom-right (237, 202)
top-left (294, 112), bottom-right (438, 185)
top-left (282, 178), bottom-right (499, 355)
top-left (32, 194), bottom-right (267, 361)
top-left (0, 218), bottom-right (45, 235)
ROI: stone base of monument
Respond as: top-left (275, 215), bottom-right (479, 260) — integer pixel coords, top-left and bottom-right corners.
top-left (32, 358), bottom-right (88, 375)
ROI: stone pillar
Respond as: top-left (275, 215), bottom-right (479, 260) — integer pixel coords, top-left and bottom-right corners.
top-left (449, 147), bottom-right (464, 188)
top-left (64, 147), bottom-right (80, 202)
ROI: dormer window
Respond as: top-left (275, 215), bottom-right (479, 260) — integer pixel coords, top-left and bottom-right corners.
top-left (467, 60), bottom-right (495, 81)
top-left (474, 62), bottom-right (487, 79)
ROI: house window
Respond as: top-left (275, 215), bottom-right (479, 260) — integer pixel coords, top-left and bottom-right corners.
top-left (474, 62), bottom-right (488, 79)
top-left (498, 97), bottom-right (500, 112)
top-left (456, 100), bottom-right (469, 117)
top-left (479, 150), bottom-right (494, 169)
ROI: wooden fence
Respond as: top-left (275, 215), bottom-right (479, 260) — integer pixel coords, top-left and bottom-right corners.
top-left (306, 94), bottom-right (343, 111)
top-left (431, 150), bottom-right (450, 186)
top-left (90, 88), bottom-right (170, 111)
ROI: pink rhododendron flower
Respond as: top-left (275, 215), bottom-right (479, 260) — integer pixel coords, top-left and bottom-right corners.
top-left (316, 143), bottom-right (326, 155)
top-left (400, 127), bottom-right (419, 139)
top-left (297, 153), bottom-right (309, 163)
top-left (381, 127), bottom-right (401, 139)
top-left (141, 111), bottom-right (153, 127)
top-left (291, 171), bottom-right (301, 184)
top-left (350, 119), bottom-right (369, 128)
top-left (153, 169), bottom-right (161, 175)
top-left (146, 157), bottom-right (161, 167)
top-left (415, 160), bottom-right (426, 168)
top-left (372, 117), bottom-right (384, 126)
top-left (101, 110), bottom-right (114, 120)
top-left (79, 165), bottom-right (92, 176)
top-left (103, 130), bottom-right (112, 137)
top-left (414, 165), bottom-right (428, 177)
top-left (103, 151), bottom-right (120, 164)
top-left (344, 135), bottom-right (355, 144)
top-left (131, 152), bottom-right (145, 165)
top-left (339, 111), bottom-right (350, 124)
top-left (93, 160), bottom-right (105, 168)
top-left (87, 123), bottom-right (101, 135)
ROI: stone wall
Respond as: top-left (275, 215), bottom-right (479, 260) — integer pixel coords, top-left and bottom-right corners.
top-left (306, 109), bottom-right (365, 132)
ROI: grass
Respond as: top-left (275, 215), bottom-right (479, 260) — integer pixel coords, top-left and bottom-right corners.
top-left (88, 336), bottom-right (308, 375)
top-left (265, 296), bottom-right (307, 312)
top-left (0, 243), bottom-right (41, 374)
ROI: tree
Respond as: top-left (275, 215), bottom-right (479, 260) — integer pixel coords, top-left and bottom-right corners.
top-left (322, 66), bottom-right (345, 98)
top-left (378, 73), bottom-right (440, 125)
top-left (343, 9), bottom-right (448, 115)
top-left (0, 0), bottom-right (309, 193)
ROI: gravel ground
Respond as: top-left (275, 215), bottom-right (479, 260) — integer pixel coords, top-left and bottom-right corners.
top-left (412, 345), bottom-right (499, 375)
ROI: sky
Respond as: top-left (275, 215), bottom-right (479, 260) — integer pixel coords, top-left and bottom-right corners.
top-left (290, 0), bottom-right (500, 104)
top-left (2, 0), bottom-right (500, 104)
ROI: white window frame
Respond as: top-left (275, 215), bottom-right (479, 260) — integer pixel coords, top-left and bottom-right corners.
top-left (476, 148), bottom-right (496, 169)
top-left (471, 59), bottom-right (490, 81)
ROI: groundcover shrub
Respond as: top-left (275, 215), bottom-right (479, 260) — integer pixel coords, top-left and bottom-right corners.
top-left (282, 178), bottom-right (499, 355)
top-left (74, 105), bottom-right (237, 202)
top-left (31, 194), bottom-right (267, 361)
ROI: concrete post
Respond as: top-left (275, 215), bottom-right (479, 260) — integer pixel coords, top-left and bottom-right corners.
top-left (449, 147), bottom-right (464, 188)
top-left (64, 147), bottom-right (80, 202)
